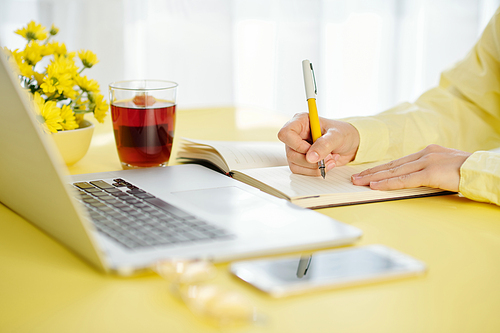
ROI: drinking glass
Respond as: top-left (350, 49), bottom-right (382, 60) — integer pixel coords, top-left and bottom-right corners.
top-left (109, 80), bottom-right (177, 169)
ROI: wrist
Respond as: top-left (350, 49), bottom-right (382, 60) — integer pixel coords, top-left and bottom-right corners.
top-left (341, 116), bottom-right (390, 164)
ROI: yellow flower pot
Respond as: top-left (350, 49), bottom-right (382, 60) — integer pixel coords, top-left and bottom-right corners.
top-left (51, 120), bottom-right (95, 166)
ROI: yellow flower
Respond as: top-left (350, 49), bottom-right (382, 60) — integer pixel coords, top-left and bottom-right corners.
top-left (22, 41), bottom-right (46, 66)
top-left (18, 61), bottom-right (34, 78)
top-left (49, 24), bottom-right (59, 36)
top-left (75, 114), bottom-right (85, 124)
top-left (72, 95), bottom-right (85, 110)
top-left (47, 41), bottom-right (67, 56)
top-left (78, 49), bottom-right (99, 68)
top-left (59, 104), bottom-right (78, 130)
top-left (11, 48), bottom-right (22, 63)
top-left (9, 21), bottom-right (106, 131)
top-left (8, 49), bottom-right (33, 78)
top-left (53, 54), bottom-right (78, 75)
top-left (74, 75), bottom-right (100, 93)
top-left (33, 92), bottom-right (63, 133)
top-left (40, 63), bottom-right (73, 96)
top-left (4, 48), bottom-right (32, 78)
top-left (15, 21), bottom-right (48, 42)
top-left (54, 55), bottom-right (78, 99)
top-left (64, 87), bottom-right (79, 100)
top-left (33, 71), bottom-right (45, 86)
top-left (40, 57), bottom-right (78, 98)
top-left (91, 93), bottom-right (109, 123)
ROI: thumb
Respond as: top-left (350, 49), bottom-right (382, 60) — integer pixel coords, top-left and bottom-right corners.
top-left (305, 120), bottom-right (359, 165)
top-left (306, 150), bottom-right (321, 163)
top-left (306, 134), bottom-right (338, 163)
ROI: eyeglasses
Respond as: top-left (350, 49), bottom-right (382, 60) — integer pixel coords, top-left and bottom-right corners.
top-left (154, 259), bottom-right (264, 327)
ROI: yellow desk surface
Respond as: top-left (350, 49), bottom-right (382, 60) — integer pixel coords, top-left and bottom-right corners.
top-left (2, 107), bottom-right (500, 333)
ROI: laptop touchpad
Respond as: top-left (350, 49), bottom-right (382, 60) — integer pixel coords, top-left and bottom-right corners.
top-left (172, 186), bottom-right (282, 218)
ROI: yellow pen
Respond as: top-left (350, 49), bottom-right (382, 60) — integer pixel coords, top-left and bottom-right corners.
top-left (302, 59), bottom-right (326, 179)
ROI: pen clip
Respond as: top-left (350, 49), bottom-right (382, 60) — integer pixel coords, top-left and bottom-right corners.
top-left (310, 62), bottom-right (317, 95)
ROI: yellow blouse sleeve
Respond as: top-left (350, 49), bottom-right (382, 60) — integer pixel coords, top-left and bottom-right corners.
top-left (342, 6), bottom-right (500, 205)
top-left (460, 151), bottom-right (500, 205)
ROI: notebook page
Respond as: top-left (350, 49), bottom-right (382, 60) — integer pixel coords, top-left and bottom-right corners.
top-left (239, 164), bottom-right (382, 198)
top-left (180, 139), bottom-right (288, 171)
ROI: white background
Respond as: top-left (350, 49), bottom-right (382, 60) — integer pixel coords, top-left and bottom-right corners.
top-left (1, 0), bottom-right (499, 119)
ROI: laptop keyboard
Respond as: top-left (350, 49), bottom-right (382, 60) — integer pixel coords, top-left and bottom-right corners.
top-left (72, 178), bottom-right (232, 249)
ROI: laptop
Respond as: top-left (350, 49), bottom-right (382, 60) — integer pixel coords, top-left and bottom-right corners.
top-left (0, 50), bottom-right (362, 276)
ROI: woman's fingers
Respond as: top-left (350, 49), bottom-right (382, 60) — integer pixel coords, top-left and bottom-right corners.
top-left (352, 150), bottom-right (424, 179)
top-left (286, 146), bottom-right (336, 176)
top-left (278, 113), bottom-right (311, 152)
top-left (279, 114), bottom-right (361, 176)
top-left (368, 170), bottom-right (429, 190)
top-left (350, 145), bottom-right (471, 192)
top-left (306, 122), bottom-right (360, 166)
top-left (351, 159), bottom-right (426, 186)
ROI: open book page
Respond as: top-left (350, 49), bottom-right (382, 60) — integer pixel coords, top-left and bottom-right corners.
top-left (233, 164), bottom-right (448, 208)
top-left (235, 164), bottom-right (376, 197)
top-left (177, 138), bottom-right (288, 172)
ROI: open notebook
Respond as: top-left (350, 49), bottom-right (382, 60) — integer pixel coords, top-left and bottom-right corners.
top-left (177, 138), bottom-right (450, 209)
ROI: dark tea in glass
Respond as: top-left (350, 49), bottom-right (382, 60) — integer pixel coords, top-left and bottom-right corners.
top-left (111, 99), bottom-right (175, 168)
top-left (109, 80), bottom-right (178, 169)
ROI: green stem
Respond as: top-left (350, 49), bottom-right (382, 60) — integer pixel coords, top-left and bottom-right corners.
top-left (68, 91), bottom-right (84, 106)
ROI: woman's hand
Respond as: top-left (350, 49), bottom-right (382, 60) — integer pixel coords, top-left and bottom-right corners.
top-left (351, 144), bottom-right (471, 192)
top-left (277, 113), bottom-right (360, 177)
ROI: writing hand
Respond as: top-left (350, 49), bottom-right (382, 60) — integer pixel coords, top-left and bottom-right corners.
top-left (351, 144), bottom-right (471, 192)
top-left (277, 112), bottom-right (360, 176)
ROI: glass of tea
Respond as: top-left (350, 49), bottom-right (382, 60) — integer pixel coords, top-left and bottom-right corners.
top-left (109, 80), bottom-right (178, 169)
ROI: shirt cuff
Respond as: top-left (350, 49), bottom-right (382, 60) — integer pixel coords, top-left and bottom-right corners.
top-left (341, 116), bottom-right (390, 164)
top-left (459, 151), bottom-right (500, 205)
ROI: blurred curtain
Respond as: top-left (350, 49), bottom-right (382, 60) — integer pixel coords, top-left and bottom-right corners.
top-left (1, 0), bottom-right (499, 118)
